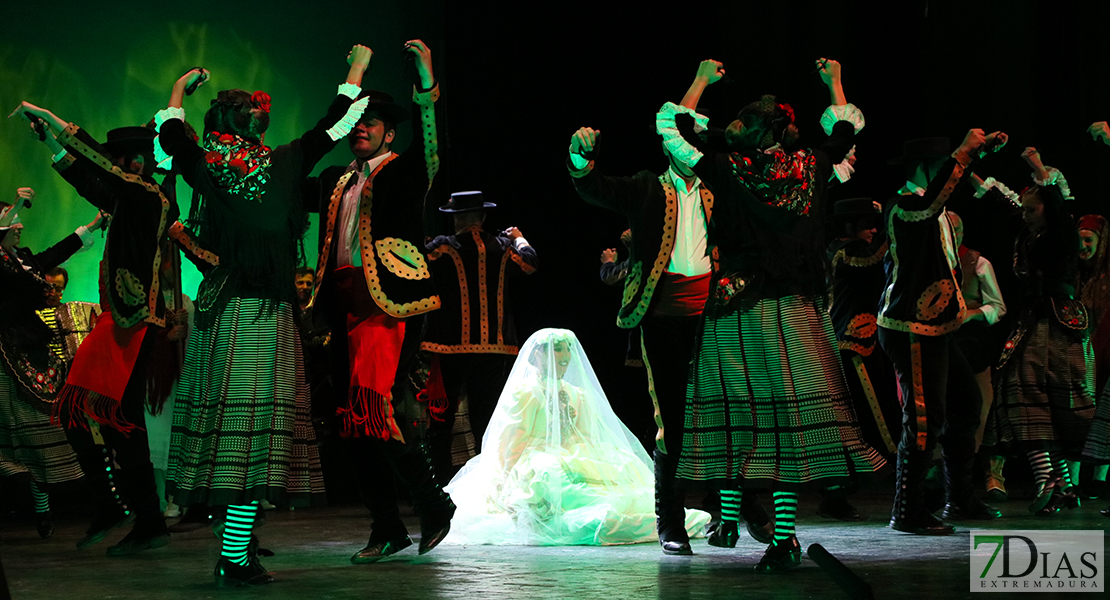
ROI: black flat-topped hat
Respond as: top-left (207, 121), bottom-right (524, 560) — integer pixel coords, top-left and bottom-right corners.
top-left (357, 90), bottom-right (408, 125)
top-left (103, 126), bottom-right (155, 156)
top-left (439, 191), bottom-right (496, 213)
top-left (887, 137), bottom-right (950, 165)
top-left (832, 197), bottom-right (882, 229)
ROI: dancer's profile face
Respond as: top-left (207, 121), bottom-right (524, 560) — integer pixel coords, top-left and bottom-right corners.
top-left (1021, 191), bottom-right (1046, 230)
top-left (1079, 229), bottom-right (1099, 263)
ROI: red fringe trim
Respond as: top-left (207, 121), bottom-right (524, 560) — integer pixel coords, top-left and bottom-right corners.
top-left (145, 328), bottom-right (182, 415)
top-left (336, 386), bottom-right (397, 441)
top-left (52, 384), bottom-right (139, 436)
top-left (417, 354), bottom-right (450, 422)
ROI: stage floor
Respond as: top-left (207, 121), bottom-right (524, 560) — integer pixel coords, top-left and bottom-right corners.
top-left (3, 486), bottom-right (1107, 600)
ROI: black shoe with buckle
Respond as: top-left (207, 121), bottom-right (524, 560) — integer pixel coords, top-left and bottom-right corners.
top-left (707, 521), bottom-right (739, 548)
top-left (754, 536), bottom-right (802, 573)
top-left (214, 557), bottom-right (274, 587)
top-left (351, 536), bottom-right (413, 563)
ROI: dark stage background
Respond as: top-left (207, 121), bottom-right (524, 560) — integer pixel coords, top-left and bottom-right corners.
top-left (2, 1), bottom-right (1110, 447)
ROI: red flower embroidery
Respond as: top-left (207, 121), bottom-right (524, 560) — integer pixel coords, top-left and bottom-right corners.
top-left (218, 134), bottom-right (236, 144)
top-left (251, 91), bottom-right (272, 113)
top-left (228, 158), bottom-right (249, 176)
top-left (205, 151), bottom-right (223, 164)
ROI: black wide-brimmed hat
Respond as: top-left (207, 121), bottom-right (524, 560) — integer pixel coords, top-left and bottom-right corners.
top-left (439, 191), bottom-right (496, 213)
top-left (102, 126), bottom-right (155, 156)
top-left (887, 137), bottom-right (950, 165)
top-left (833, 197), bottom-right (881, 227)
top-left (357, 90), bottom-right (408, 125)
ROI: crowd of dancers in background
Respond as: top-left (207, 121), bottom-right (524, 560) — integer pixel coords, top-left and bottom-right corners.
top-left (1, 46), bottom-right (1109, 589)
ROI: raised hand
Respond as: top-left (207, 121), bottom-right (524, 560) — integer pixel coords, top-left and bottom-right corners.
top-left (600, 248), bottom-right (617, 263)
top-left (695, 60), bottom-right (726, 85)
top-left (569, 127), bottom-right (600, 157)
top-left (1089, 121), bottom-right (1110, 146)
top-left (503, 226), bottom-right (522, 239)
top-left (983, 131), bottom-right (1008, 154)
top-left (14, 188), bottom-right (35, 208)
top-left (816, 58), bottom-right (842, 86)
top-left (957, 128), bottom-right (987, 160)
top-left (404, 39), bottom-right (434, 89)
top-left (347, 44), bottom-right (373, 69)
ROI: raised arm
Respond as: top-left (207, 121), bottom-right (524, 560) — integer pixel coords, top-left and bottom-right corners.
top-left (680, 60), bottom-right (725, 110)
top-left (817, 58), bottom-right (846, 106)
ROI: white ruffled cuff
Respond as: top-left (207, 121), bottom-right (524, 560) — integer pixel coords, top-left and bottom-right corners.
top-left (831, 145), bottom-right (856, 183)
top-left (820, 103), bottom-right (865, 135)
top-left (973, 177), bottom-right (1021, 206)
top-left (337, 82), bottom-right (361, 100)
top-left (75, 225), bottom-right (95, 249)
top-left (1033, 166), bottom-right (1073, 200)
top-left (154, 107), bottom-right (184, 131)
top-left (514, 236), bottom-right (530, 249)
top-left (326, 96), bottom-right (370, 142)
top-left (152, 107), bottom-right (185, 172)
top-left (656, 102), bottom-right (709, 168)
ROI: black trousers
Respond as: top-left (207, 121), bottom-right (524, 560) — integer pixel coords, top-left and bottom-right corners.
top-left (840, 349), bottom-right (902, 458)
top-left (63, 329), bottom-right (161, 526)
top-left (639, 314), bottom-right (700, 456)
top-left (879, 328), bottom-right (982, 506)
top-left (428, 353), bottom-right (511, 454)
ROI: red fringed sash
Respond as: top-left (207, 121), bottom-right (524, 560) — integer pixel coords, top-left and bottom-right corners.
top-left (334, 266), bottom-right (406, 441)
top-left (54, 311), bottom-right (147, 434)
top-left (418, 354), bottom-right (450, 421)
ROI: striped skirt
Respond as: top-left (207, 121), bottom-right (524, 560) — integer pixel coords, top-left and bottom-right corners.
top-left (988, 317), bottom-right (1096, 452)
top-left (677, 295), bottom-right (886, 488)
top-left (167, 297), bottom-right (324, 507)
top-left (1083, 384), bottom-right (1110, 463)
top-left (0, 364), bottom-right (83, 484)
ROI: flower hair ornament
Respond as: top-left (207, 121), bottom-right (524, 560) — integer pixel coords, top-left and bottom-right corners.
top-left (250, 91), bottom-right (271, 113)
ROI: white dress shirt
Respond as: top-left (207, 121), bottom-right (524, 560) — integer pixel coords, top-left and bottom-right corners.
top-left (336, 152), bottom-right (394, 268)
top-left (665, 167), bottom-right (711, 277)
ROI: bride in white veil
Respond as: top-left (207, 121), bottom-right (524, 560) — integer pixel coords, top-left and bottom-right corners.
top-left (444, 328), bottom-right (709, 545)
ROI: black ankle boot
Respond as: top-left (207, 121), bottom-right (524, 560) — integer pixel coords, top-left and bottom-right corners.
top-left (653, 450), bottom-right (691, 555)
top-left (707, 521), bottom-right (738, 548)
top-left (754, 536), bottom-right (802, 573)
top-left (214, 556), bottom-right (274, 587)
top-left (890, 450), bottom-right (954, 535)
top-left (386, 442), bottom-right (455, 555)
top-left (36, 511), bottom-right (54, 539)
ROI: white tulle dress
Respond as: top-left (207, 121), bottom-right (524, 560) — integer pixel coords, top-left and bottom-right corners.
top-left (444, 328), bottom-right (709, 545)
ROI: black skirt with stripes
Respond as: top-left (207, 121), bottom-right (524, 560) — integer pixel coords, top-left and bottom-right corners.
top-left (988, 316), bottom-right (1096, 453)
top-left (167, 297), bottom-right (325, 507)
top-left (677, 295), bottom-right (886, 489)
top-left (0, 365), bottom-right (84, 484)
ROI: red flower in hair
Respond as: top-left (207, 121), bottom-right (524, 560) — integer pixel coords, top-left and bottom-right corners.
top-left (251, 91), bottom-right (272, 113)
top-left (228, 158), bottom-right (249, 176)
top-left (778, 103), bottom-right (796, 123)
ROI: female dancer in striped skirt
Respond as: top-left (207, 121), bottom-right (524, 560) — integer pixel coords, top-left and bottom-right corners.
top-left (988, 148), bottom-right (1097, 515)
top-left (656, 58), bottom-right (884, 571)
top-left (0, 194), bottom-right (86, 538)
top-left (154, 46), bottom-right (372, 586)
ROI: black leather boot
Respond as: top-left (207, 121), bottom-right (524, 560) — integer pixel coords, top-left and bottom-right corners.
top-left (941, 454), bottom-right (1001, 520)
top-left (654, 449), bottom-right (691, 555)
top-left (890, 449), bottom-right (954, 535)
top-left (386, 441), bottom-right (455, 555)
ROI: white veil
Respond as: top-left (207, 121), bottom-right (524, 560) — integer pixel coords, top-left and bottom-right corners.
top-left (445, 328), bottom-right (705, 546)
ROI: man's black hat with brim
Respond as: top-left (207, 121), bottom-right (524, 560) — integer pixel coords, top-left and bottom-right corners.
top-left (439, 190), bottom-right (496, 213)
